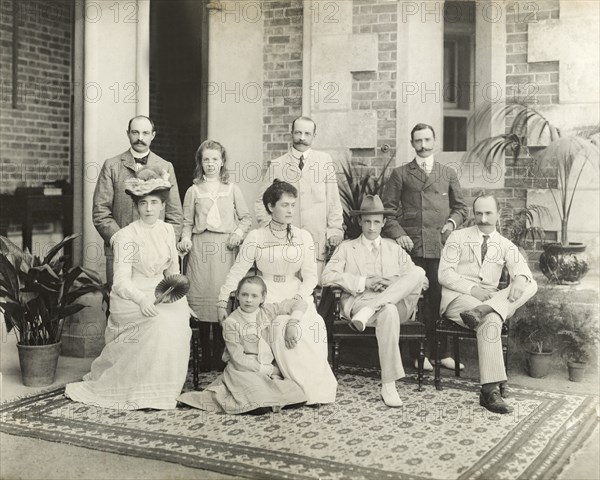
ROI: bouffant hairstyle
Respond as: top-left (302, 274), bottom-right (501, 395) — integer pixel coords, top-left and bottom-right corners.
top-left (262, 179), bottom-right (298, 214)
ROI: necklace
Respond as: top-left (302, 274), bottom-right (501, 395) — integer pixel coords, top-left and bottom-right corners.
top-left (268, 221), bottom-right (288, 240)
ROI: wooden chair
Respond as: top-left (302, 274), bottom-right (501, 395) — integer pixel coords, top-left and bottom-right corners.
top-left (433, 270), bottom-right (511, 393)
top-left (323, 287), bottom-right (428, 391)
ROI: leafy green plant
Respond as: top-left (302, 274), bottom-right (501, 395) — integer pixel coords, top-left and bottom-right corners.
top-left (338, 152), bottom-right (395, 239)
top-left (557, 307), bottom-right (600, 363)
top-left (465, 102), bottom-right (599, 246)
top-left (0, 234), bottom-right (108, 346)
top-left (513, 312), bottom-right (559, 354)
top-left (499, 204), bottom-right (549, 249)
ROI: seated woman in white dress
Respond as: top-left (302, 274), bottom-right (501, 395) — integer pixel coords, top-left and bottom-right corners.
top-left (215, 180), bottom-right (337, 406)
top-left (65, 169), bottom-right (192, 410)
top-left (178, 275), bottom-right (307, 414)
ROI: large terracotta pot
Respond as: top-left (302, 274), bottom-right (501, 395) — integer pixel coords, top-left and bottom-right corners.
top-left (525, 350), bottom-right (554, 378)
top-left (17, 342), bottom-right (62, 387)
top-left (567, 361), bottom-right (587, 382)
top-left (539, 243), bottom-right (589, 285)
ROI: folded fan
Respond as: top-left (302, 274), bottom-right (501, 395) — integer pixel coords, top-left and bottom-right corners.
top-left (154, 274), bottom-right (190, 305)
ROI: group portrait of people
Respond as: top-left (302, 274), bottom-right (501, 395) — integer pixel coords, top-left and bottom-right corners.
top-left (64, 114), bottom-right (538, 416)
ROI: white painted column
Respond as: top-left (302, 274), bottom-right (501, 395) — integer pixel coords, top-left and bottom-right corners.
top-left (136, 0), bottom-right (150, 115)
top-left (66, 0), bottom-right (150, 357)
top-left (396, 0), bottom-right (445, 164)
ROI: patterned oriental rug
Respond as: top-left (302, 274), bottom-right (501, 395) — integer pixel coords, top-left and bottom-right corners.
top-left (1, 366), bottom-right (597, 480)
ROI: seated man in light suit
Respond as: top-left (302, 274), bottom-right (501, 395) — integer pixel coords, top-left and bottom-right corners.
top-left (321, 195), bottom-right (427, 407)
top-left (439, 194), bottom-right (538, 414)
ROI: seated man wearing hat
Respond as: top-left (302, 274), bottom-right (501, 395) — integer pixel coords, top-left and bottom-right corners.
top-left (321, 195), bottom-right (427, 407)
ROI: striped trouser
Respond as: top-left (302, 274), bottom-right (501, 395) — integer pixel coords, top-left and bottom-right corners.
top-left (443, 281), bottom-right (538, 384)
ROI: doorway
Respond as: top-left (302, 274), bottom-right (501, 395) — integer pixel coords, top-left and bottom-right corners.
top-left (150, 0), bottom-right (209, 200)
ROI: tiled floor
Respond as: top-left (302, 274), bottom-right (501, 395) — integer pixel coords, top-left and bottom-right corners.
top-left (1, 326), bottom-right (598, 480)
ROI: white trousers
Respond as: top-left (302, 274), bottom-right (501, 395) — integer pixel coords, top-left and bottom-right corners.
top-left (444, 281), bottom-right (537, 384)
top-left (348, 273), bottom-right (425, 383)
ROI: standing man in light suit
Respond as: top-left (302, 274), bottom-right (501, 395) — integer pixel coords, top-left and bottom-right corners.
top-left (93, 115), bottom-right (183, 284)
top-left (321, 195), bottom-right (427, 408)
top-left (382, 123), bottom-right (468, 371)
top-left (254, 116), bottom-right (344, 276)
top-left (439, 194), bottom-right (537, 414)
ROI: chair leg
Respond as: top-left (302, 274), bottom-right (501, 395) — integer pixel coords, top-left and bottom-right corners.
top-left (416, 339), bottom-right (425, 392)
top-left (454, 333), bottom-right (461, 377)
top-left (333, 340), bottom-right (340, 376)
top-left (191, 328), bottom-right (200, 390)
top-left (434, 330), bottom-right (442, 391)
top-left (199, 323), bottom-right (211, 372)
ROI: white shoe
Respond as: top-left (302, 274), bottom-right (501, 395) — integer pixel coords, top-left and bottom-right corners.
top-left (381, 382), bottom-right (403, 407)
top-left (351, 307), bottom-right (374, 332)
top-left (440, 357), bottom-right (465, 371)
top-left (414, 357), bottom-right (433, 371)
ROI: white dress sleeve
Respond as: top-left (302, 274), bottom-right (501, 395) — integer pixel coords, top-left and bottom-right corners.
top-left (217, 229), bottom-right (259, 306)
top-left (298, 229), bottom-right (318, 299)
top-left (164, 223), bottom-right (180, 276)
top-left (111, 228), bottom-right (146, 304)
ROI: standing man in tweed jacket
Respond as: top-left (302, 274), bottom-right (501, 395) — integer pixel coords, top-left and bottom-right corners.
top-left (439, 194), bottom-right (537, 414)
top-left (93, 115), bottom-right (183, 283)
top-left (382, 123), bottom-right (468, 371)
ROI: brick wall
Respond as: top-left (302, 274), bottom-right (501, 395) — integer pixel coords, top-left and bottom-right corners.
top-left (0, 0), bottom-right (72, 194)
top-left (503, 0), bottom-right (561, 264)
top-left (262, 0), bottom-right (303, 165)
top-left (352, 0), bottom-right (397, 176)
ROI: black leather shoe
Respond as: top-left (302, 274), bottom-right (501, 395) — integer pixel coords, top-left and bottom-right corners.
top-left (500, 383), bottom-right (509, 399)
top-left (460, 309), bottom-right (483, 329)
top-left (480, 390), bottom-right (513, 414)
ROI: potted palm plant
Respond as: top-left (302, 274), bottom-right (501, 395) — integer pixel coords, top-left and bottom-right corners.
top-left (0, 234), bottom-right (107, 386)
top-left (338, 147), bottom-right (395, 239)
top-left (557, 307), bottom-right (600, 382)
top-left (466, 102), bottom-right (599, 284)
top-left (513, 312), bottom-right (559, 378)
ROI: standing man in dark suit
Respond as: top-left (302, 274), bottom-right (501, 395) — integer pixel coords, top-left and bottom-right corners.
top-left (382, 123), bottom-right (468, 371)
top-left (93, 115), bottom-right (183, 284)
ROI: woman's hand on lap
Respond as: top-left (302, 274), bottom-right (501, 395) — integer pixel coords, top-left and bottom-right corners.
top-left (285, 319), bottom-right (301, 349)
top-left (140, 299), bottom-right (159, 317)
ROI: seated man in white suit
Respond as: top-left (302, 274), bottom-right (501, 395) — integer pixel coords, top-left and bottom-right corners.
top-left (321, 195), bottom-right (427, 407)
top-left (439, 194), bottom-right (537, 414)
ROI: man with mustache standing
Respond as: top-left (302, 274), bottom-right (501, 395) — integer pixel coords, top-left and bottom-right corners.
top-left (93, 115), bottom-right (183, 283)
top-left (255, 116), bottom-right (344, 276)
top-left (382, 123), bottom-right (467, 371)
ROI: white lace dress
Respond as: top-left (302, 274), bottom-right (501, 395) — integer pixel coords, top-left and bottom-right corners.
top-left (65, 220), bottom-right (192, 410)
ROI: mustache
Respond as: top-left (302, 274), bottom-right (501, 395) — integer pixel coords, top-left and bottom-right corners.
top-left (294, 140), bottom-right (309, 145)
top-left (135, 140), bottom-right (147, 145)
top-left (417, 147), bottom-right (432, 152)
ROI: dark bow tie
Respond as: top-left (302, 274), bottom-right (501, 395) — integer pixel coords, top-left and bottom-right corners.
top-left (134, 154), bottom-right (149, 165)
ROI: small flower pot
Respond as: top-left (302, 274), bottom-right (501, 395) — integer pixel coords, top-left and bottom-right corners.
top-left (567, 361), bottom-right (587, 382)
top-left (525, 350), bottom-right (554, 378)
top-left (17, 342), bottom-right (62, 387)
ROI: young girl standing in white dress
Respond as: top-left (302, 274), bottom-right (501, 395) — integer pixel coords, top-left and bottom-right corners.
top-left (178, 141), bottom-right (252, 366)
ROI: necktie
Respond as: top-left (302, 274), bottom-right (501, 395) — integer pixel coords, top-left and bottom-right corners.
top-left (298, 155), bottom-right (305, 171)
top-left (421, 161), bottom-right (429, 175)
top-left (371, 242), bottom-right (379, 257)
top-left (135, 154), bottom-right (149, 165)
top-left (481, 234), bottom-right (489, 263)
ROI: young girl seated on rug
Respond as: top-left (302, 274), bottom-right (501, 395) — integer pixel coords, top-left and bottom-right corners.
top-left (178, 276), bottom-right (307, 415)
